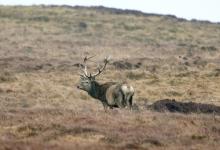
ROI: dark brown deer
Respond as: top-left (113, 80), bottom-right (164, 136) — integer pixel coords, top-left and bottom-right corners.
top-left (76, 56), bottom-right (134, 110)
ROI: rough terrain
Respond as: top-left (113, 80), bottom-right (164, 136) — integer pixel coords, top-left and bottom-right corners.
top-left (0, 5), bottom-right (220, 149)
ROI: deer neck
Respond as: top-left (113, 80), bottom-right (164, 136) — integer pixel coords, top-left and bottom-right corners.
top-left (88, 81), bottom-right (104, 100)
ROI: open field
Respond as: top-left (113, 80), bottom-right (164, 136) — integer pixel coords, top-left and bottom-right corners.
top-left (0, 5), bottom-right (220, 149)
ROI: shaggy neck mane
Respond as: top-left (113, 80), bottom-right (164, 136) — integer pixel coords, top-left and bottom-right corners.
top-left (88, 81), bottom-right (115, 100)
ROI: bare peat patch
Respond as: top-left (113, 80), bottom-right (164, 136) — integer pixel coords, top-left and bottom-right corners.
top-left (150, 99), bottom-right (220, 115)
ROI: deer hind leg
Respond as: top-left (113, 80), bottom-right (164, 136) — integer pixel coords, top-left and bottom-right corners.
top-left (125, 95), bottom-right (129, 108)
top-left (115, 93), bottom-right (126, 108)
top-left (124, 95), bottom-right (130, 109)
top-left (128, 95), bottom-right (133, 110)
top-left (115, 98), bottom-right (124, 108)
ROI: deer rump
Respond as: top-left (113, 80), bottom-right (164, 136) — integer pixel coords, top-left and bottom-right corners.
top-left (101, 82), bottom-right (134, 109)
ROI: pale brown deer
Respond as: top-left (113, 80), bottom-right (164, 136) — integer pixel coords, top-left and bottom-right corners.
top-left (76, 56), bottom-right (134, 110)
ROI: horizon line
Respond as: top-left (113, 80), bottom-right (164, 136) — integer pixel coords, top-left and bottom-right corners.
top-left (0, 4), bottom-right (220, 24)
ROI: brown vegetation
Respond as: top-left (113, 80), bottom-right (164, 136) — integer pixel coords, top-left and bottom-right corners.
top-left (150, 99), bottom-right (220, 114)
top-left (0, 5), bottom-right (220, 149)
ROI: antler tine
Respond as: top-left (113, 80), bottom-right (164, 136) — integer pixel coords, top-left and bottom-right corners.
top-left (83, 55), bottom-right (96, 63)
top-left (92, 56), bottom-right (111, 77)
top-left (81, 55), bottom-right (96, 77)
top-left (79, 64), bottom-right (88, 77)
top-left (81, 56), bottom-right (89, 77)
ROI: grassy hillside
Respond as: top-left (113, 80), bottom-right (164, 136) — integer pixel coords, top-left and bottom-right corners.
top-left (0, 5), bottom-right (220, 150)
top-left (0, 5), bottom-right (220, 103)
top-left (0, 5), bottom-right (220, 59)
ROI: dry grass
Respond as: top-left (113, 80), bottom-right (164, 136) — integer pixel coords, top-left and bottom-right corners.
top-left (0, 5), bottom-right (220, 149)
top-left (0, 107), bottom-right (220, 150)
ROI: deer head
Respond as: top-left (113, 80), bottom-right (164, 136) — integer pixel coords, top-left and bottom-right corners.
top-left (76, 56), bottom-right (110, 92)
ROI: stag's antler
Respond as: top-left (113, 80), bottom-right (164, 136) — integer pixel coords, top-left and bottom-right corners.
top-left (91, 56), bottom-right (111, 78)
top-left (80, 55), bottom-right (95, 78)
top-left (80, 55), bottom-right (110, 78)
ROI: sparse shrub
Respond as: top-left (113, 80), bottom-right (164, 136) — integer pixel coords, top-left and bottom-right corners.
top-left (113, 61), bottom-right (142, 70)
top-left (20, 99), bottom-right (30, 108)
top-left (175, 71), bottom-right (197, 77)
top-left (146, 65), bottom-right (158, 74)
top-left (146, 74), bottom-right (160, 84)
top-left (123, 143), bottom-right (140, 149)
top-left (191, 135), bottom-right (206, 140)
top-left (165, 91), bottom-right (182, 97)
top-left (24, 46), bottom-right (33, 53)
top-left (169, 28), bottom-right (178, 33)
top-left (142, 138), bottom-right (163, 147)
top-left (169, 79), bottom-right (184, 86)
top-left (176, 65), bottom-right (188, 72)
top-left (178, 42), bottom-right (187, 47)
top-left (126, 71), bottom-right (145, 80)
top-left (134, 115), bottom-right (145, 124)
top-left (208, 69), bottom-right (220, 77)
top-left (0, 71), bottom-right (17, 83)
top-left (94, 23), bottom-right (103, 29)
top-left (16, 124), bottom-right (43, 137)
top-left (101, 134), bottom-right (120, 144)
top-left (29, 16), bottom-right (50, 22)
top-left (112, 61), bottom-right (133, 70)
top-left (119, 22), bottom-right (144, 31)
top-left (201, 46), bottom-right (217, 51)
top-left (193, 57), bottom-right (207, 68)
top-left (79, 22), bottom-right (87, 29)
top-left (126, 35), bottom-right (145, 42)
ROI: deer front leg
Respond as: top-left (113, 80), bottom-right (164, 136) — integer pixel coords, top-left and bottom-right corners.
top-left (102, 102), bottom-right (108, 112)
